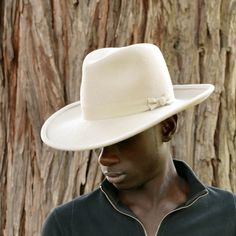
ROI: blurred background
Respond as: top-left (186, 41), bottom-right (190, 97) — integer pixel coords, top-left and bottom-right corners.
top-left (0, 0), bottom-right (235, 235)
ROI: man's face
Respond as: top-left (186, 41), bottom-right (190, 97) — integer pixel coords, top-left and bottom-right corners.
top-left (97, 125), bottom-right (165, 190)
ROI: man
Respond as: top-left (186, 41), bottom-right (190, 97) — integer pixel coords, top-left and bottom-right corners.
top-left (41, 44), bottom-right (236, 235)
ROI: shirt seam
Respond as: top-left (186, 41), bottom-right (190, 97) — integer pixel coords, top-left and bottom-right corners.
top-left (53, 209), bottom-right (66, 235)
top-left (232, 192), bottom-right (236, 232)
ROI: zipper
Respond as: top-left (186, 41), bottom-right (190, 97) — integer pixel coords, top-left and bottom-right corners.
top-left (155, 190), bottom-right (209, 235)
top-left (100, 186), bottom-right (148, 236)
top-left (101, 186), bottom-right (208, 236)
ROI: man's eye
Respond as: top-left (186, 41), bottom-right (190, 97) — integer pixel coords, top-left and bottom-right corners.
top-left (118, 136), bottom-right (135, 147)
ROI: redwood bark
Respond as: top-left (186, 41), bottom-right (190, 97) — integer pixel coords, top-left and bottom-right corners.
top-left (0, 0), bottom-right (235, 235)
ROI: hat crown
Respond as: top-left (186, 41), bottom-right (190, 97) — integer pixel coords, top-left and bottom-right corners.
top-left (81, 44), bottom-right (175, 120)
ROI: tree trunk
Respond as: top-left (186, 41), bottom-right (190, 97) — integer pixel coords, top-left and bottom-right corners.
top-left (0, 0), bottom-right (235, 235)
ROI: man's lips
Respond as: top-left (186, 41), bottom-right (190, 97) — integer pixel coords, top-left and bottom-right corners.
top-left (104, 171), bottom-right (123, 177)
top-left (104, 171), bottom-right (126, 184)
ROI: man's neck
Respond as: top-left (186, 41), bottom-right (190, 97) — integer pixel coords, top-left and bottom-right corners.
top-left (118, 157), bottom-right (189, 211)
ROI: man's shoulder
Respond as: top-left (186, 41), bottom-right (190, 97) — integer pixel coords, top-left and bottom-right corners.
top-left (43, 188), bottom-right (101, 226)
top-left (206, 185), bottom-right (236, 206)
top-left (55, 186), bottom-right (102, 214)
top-left (207, 185), bottom-right (235, 196)
top-left (42, 188), bottom-right (102, 235)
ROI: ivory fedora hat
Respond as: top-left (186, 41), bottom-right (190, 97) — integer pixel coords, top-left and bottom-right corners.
top-left (41, 43), bottom-right (214, 151)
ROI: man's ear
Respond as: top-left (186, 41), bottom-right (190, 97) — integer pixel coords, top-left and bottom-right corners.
top-left (161, 115), bottom-right (178, 142)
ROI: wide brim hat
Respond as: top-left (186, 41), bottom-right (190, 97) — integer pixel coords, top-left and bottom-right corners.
top-left (41, 44), bottom-right (214, 151)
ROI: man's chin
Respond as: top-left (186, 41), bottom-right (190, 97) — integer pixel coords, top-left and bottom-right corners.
top-left (112, 182), bottom-right (144, 191)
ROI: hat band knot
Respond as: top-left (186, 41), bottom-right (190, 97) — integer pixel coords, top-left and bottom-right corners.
top-left (147, 96), bottom-right (173, 110)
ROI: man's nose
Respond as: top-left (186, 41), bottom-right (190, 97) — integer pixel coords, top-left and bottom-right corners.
top-left (98, 145), bottom-right (120, 166)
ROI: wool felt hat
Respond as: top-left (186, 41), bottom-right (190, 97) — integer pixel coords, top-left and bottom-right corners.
top-left (41, 43), bottom-right (214, 151)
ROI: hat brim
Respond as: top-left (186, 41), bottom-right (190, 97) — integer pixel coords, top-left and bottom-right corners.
top-left (41, 84), bottom-right (214, 151)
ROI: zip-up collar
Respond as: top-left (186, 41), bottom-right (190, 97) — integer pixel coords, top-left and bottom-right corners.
top-left (173, 160), bottom-right (208, 205)
top-left (100, 159), bottom-right (208, 212)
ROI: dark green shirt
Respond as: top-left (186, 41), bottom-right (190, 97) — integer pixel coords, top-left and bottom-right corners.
top-left (42, 160), bottom-right (236, 235)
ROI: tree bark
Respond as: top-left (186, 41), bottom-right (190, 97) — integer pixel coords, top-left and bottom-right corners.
top-left (0, 0), bottom-right (235, 235)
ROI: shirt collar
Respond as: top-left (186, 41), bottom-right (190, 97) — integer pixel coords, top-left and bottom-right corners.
top-left (173, 159), bottom-right (208, 205)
